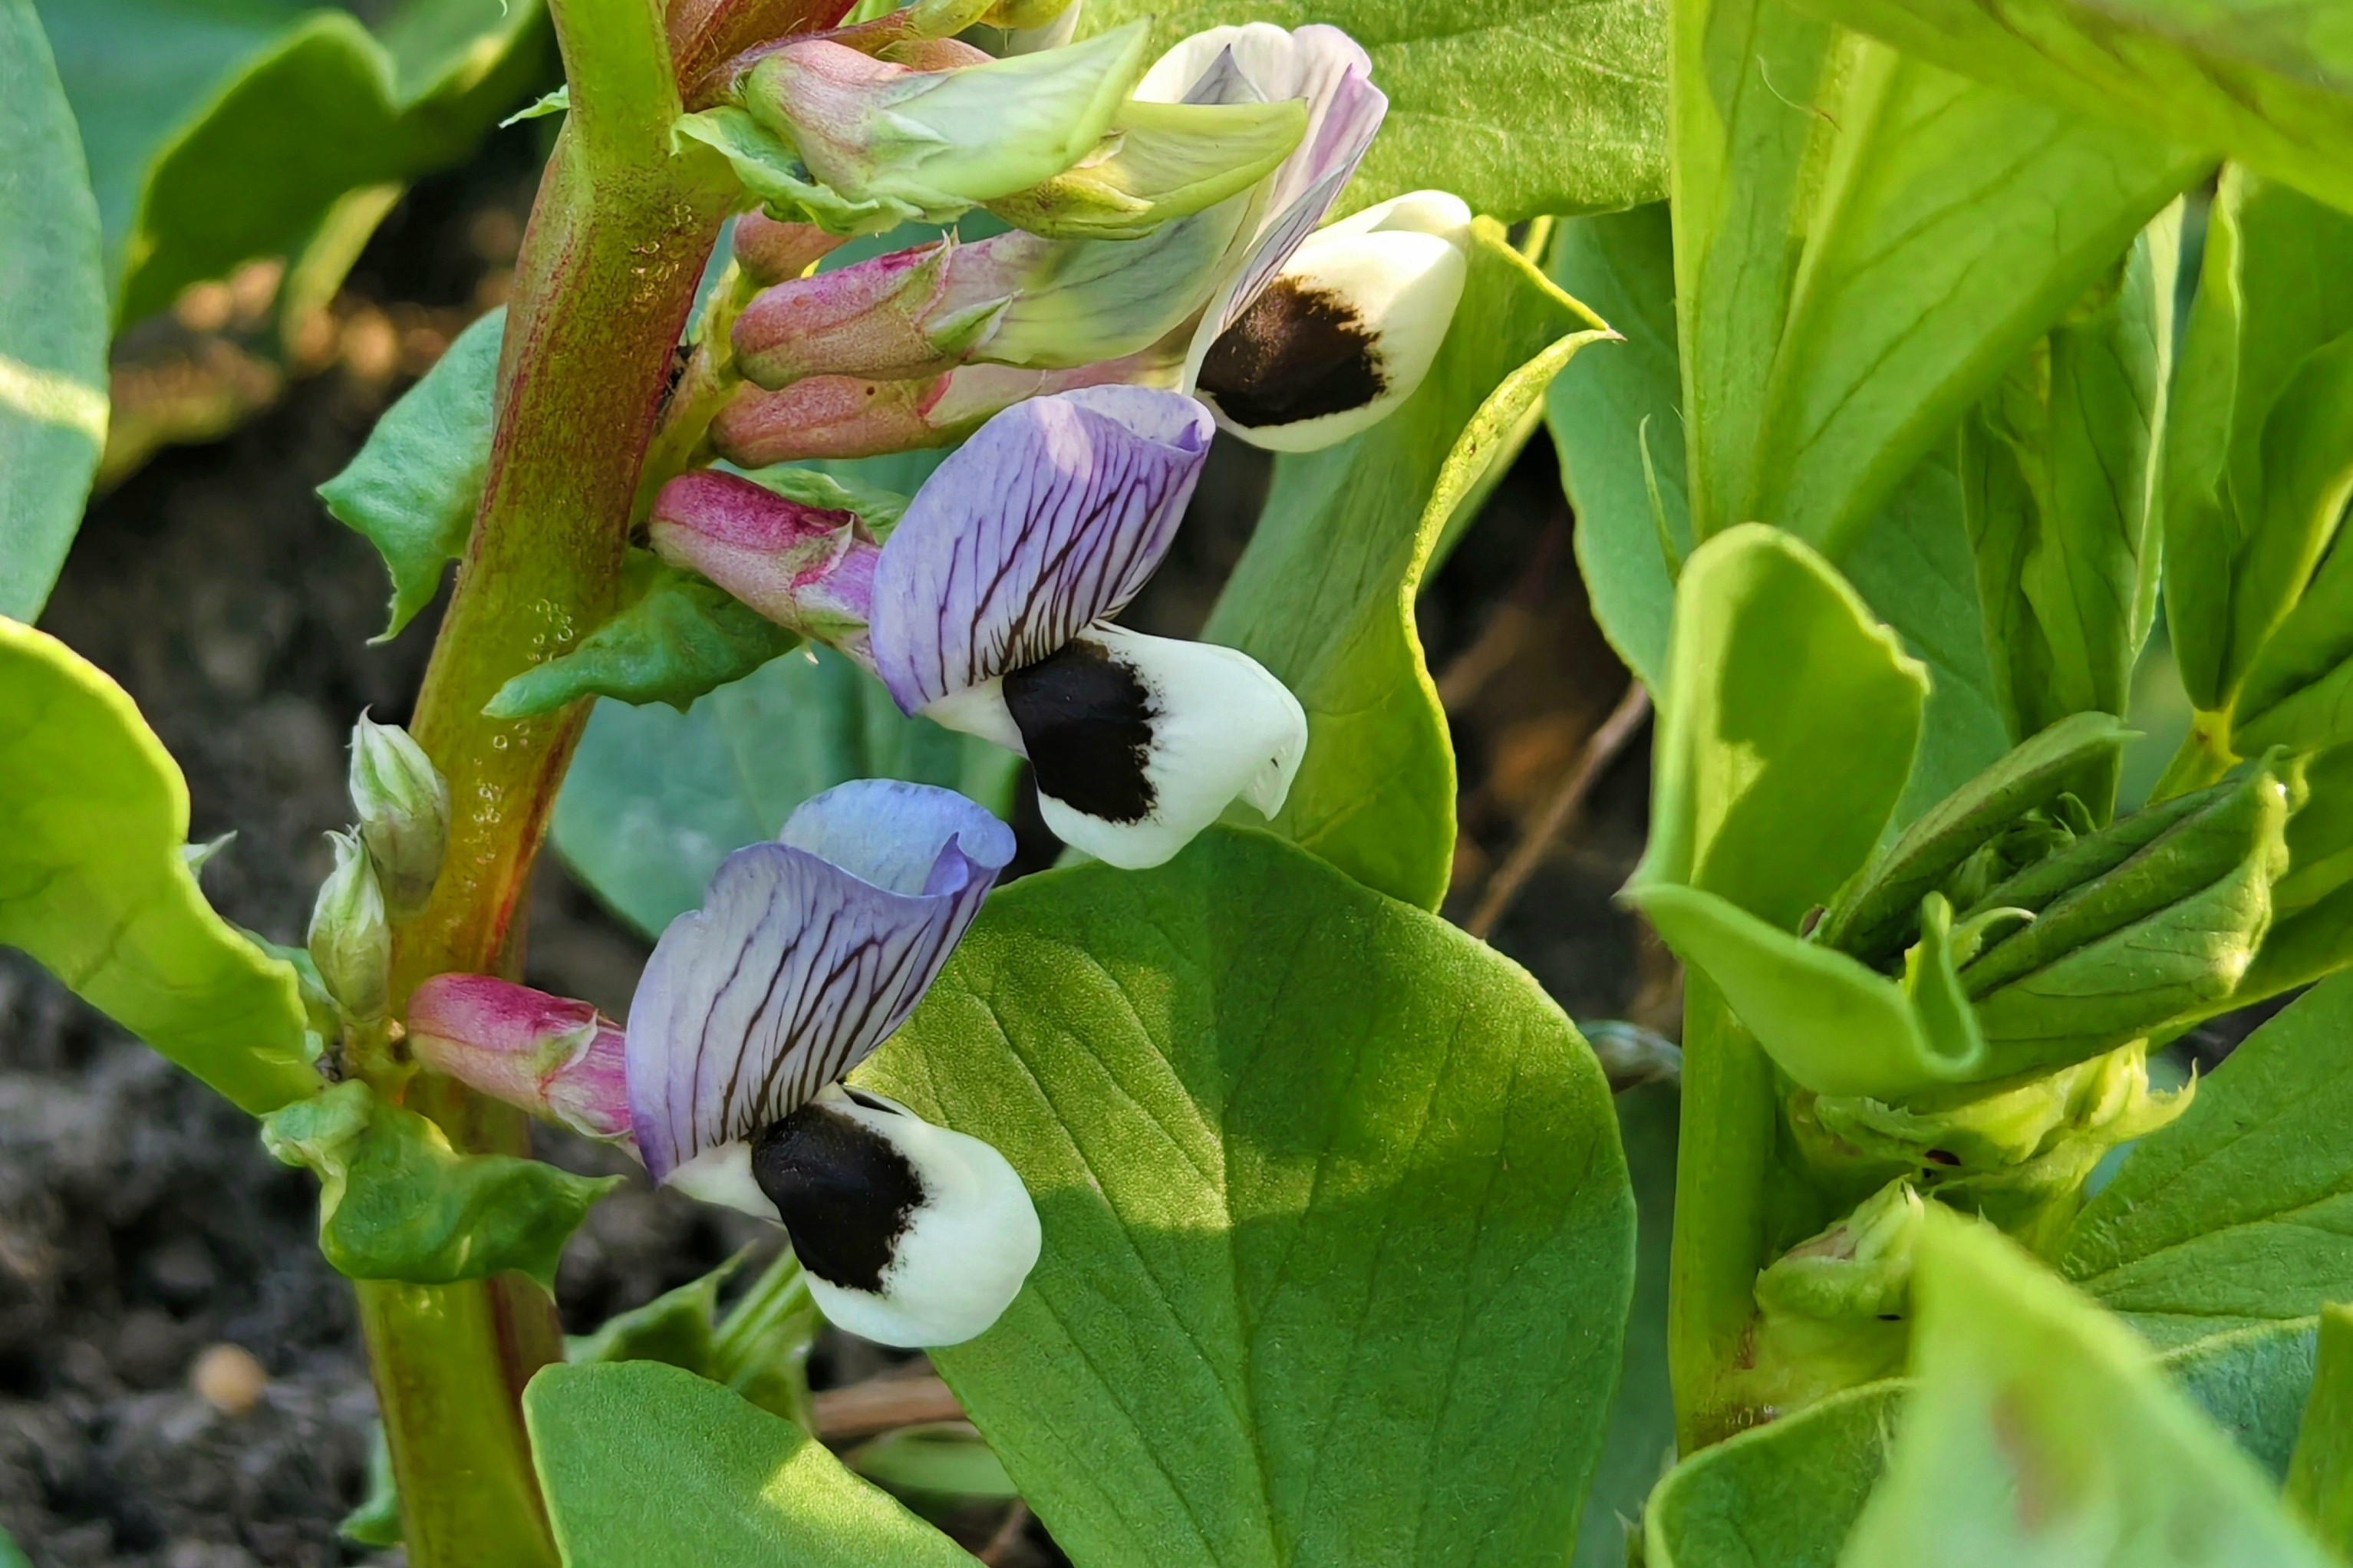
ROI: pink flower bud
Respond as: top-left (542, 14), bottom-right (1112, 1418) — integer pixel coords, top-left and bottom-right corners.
top-left (731, 239), bottom-right (1015, 390)
top-left (732, 211), bottom-right (851, 287)
top-left (406, 975), bottom-right (633, 1145)
top-left (648, 471), bottom-right (880, 654)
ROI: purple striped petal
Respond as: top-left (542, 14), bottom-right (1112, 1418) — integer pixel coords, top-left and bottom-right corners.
top-left (867, 385), bottom-right (1213, 712)
top-left (625, 780), bottom-right (1014, 1181)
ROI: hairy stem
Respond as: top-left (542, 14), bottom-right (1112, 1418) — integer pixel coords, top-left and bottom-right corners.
top-left (356, 0), bottom-right (737, 1559)
top-left (1666, 975), bottom-right (1785, 1451)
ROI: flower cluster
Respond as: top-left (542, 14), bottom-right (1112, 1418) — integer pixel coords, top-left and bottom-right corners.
top-left (409, 10), bottom-right (1472, 1352)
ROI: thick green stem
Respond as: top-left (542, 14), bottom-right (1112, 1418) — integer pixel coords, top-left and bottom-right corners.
top-left (1666, 974), bottom-right (1785, 1451)
top-left (356, 0), bottom-right (738, 1560)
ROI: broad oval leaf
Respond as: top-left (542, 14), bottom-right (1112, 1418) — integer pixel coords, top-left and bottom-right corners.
top-left (552, 645), bottom-right (1019, 939)
top-left (1779, 0), bottom-right (2353, 216)
top-left (0, 617), bottom-right (316, 1113)
top-left (525, 1361), bottom-right (971, 1568)
top-left (1201, 219), bottom-right (1612, 910)
top-left (39, 0), bottom-right (550, 327)
top-left (1838, 1212), bottom-right (2331, 1567)
top-left (0, 0), bottom-right (107, 622)
top-left (864, 826), bottom-right (1636, 1568)
top-left (2061, 971), bottom-right (2353, 1348)
top-left (1672, 0), bottom-right (2201, 555)
top-left (1079, 0), bottom-right (1666, 224)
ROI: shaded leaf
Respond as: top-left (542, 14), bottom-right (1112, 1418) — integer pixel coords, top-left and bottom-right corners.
top-left (2062, 971), bottom-right (2353, 1348)
top-left (865, 826), bottom-right (1636, 1568)
top-left (846, 1425), bottom-right (1018, 1507)
top-left (1201, 219), bottom-right (1610, 909)
top-left (38, 0), bottom-right (551, 326)
top-left (1672, 0), bottom-right (2202, 554)
top-left (566, 1253), bottom-right (743, 1375)
top-left (525, 1361), bottom-right (971, 1568)
top-left (0, 0), bottom-right (107, 621)
top-left (318, 307), bottom-right (503, 639)
top-left (552, 645), bottom-right (1018, 940)
top-left (1080, 0), bottom-right (1667, 224)
top-left (1839, 1212), bottom-right (2330, 1567)
top-left (0, 617), bottom-right (316, 1114)
top-left (2287, 1303), bottom-right (2353, 1556)
top-left (262, 1080), bottom-right (618, 1292)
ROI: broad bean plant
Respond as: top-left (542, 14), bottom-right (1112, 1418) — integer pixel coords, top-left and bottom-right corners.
top-left (8, 0), bottom-right (2353, 1560)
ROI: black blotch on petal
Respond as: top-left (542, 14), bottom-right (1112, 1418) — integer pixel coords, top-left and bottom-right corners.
top-left (1003, 639), bottom-right (1157, 825)
top-left (1197, 277), bottom-right (1386, 429)
top-left (751, 1101), bottom-right (924, 1294)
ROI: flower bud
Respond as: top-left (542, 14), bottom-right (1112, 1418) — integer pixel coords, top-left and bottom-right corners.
top-left (731, 210), bottom-right (850, 287)
top-left (406, 974), bottom-right (633, 1144)
top-left (1195, 191), bottom-right (1473, 450)
top-left (737, 25), bottom-right (1150, 219)
top-left (348, 713), bottom-right (450, 922)
top-left (1747, 1179), bottom-right (1925, 1408)
top-left (984, 95), bottom-right (1307, 241)
top-left (308, 831), bottom-right (390, 1023)
top-left (648, 471), bottom-right (881, 654)
top-left (733, 238), bottom-right (1017, 390)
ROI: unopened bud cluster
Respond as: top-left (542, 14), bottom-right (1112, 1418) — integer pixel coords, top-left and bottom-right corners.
top-left (305, 714), bottom-right (450, 1026)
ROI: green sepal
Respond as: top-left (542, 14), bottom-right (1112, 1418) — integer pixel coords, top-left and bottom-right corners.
top-left (318, 307), bottom-right (503, 640)
top-left (672, 109), bottom-right (928, 236)
top-left (485, 550), bottom-right (803, 719)
top-left (261, 1079), bottom-right (619, 1292)
top-left (1820, 710), bottom-right (2131, 964)
top-left (985, 96), bottom-right (1307, 241)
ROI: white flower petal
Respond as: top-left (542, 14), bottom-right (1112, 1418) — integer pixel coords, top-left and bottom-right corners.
top-left (752, 1086), bottom-right (1041, 1348)
top-left (1003, 624), bottom-right (1307, 869)
top-left (664, 1141), bottom-right (781, 1222)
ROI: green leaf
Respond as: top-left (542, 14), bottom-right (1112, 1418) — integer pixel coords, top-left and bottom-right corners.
top-left (526, 1362), bottom-right (972, 1568)
top-left (1962, 212), bottom-right (2180, 751)
top-left (2062, 972), bottom-right (2353, 1349)
top-left (485, 552), bottom-right (803, 718)
top-left (1646, 1379), bottom-right (1903, 1568)
top-left (1201, 219), bottom-right (1611, 909)
top-left (2287, 1303), bottom-right (2353, 1555)
top-left (338, 1425), bottom-right (402, 1548)
top-left (0, 0), bottom-right (107, 623)
top-left (1079, 0), bottom-right (1666, 225)
top-left (38, 0), bottom-right (551, 326)
top-left (1543, 207), bottom-right (2010, 824)
top-left (0, 617), bottom-right (315, 1113)
top-left (862, 827), bottom-right (1636, 1568)
top-left (1776, 0), bottom-right (2353, 216)
top-left (552, 644), bottom-right (1019, 940)
top-left (846, 1425), bottom-right (1019, 1506)
top-left (2164, 168), bottom-right (2353, 729)
top-left (566, 1253), bottom-right (743, 1375)
top-left (1672, 0), bottom-right (2202, 555)
top-left (1645, 1319), bottom-right (2322, 1566)
top-left (1575, 1081), bottom-right (1680, 1568)
top-left (1840, 1211), bottom-right (2332, 1568)
top-left (262, 1079), bottom-right (618, 1292)
top-left (318, 306), bottom-right (503, 639)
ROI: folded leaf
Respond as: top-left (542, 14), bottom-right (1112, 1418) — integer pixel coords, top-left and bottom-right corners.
top-left (864, 826), bottom-right (1635, 1568)
top-left (1961, 212), bottom-right (2179, 752)
top-left (2063, 971), bottom-right (2353, 1347)
top-left (525, 1362), bottom-right (971, 1568)
top-left (0, 0), bottom-right (107, 622)
top-left (262, 1080), bottom-right (618, 1293)
top-left (1839, 1212), bottom-right (2332, 1567)
top-left (485, 552), bottom-right (802, 718)
top-left (318, 307), bottom-right (503, 639)
top-left (1672, 0), bottom-right (2202, 554)
top-left (0, 618), bottom-right (316, 1114)
top-left (1777, 0), bottom-right (2353, 216)
top-left (1201, 219), bottom-right (1611, 909)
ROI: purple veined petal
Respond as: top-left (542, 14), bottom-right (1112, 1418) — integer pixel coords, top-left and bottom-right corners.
top-left (865, 385), bottom-right (1213, 713)
top-left (625, 779), bottom-right (1015, 1182)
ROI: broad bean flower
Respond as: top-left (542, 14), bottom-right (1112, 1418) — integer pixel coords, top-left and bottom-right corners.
top-left (710, 24), bottom-right (1470, 460)
top-left (407, 780), bottom-right (1035, 1348)
top-left (653, 384), bottom-right (1308, 868)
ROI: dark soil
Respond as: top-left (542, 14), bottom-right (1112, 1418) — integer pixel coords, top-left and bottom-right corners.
top-left (0, 131), bottom-right (1651, 1568)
